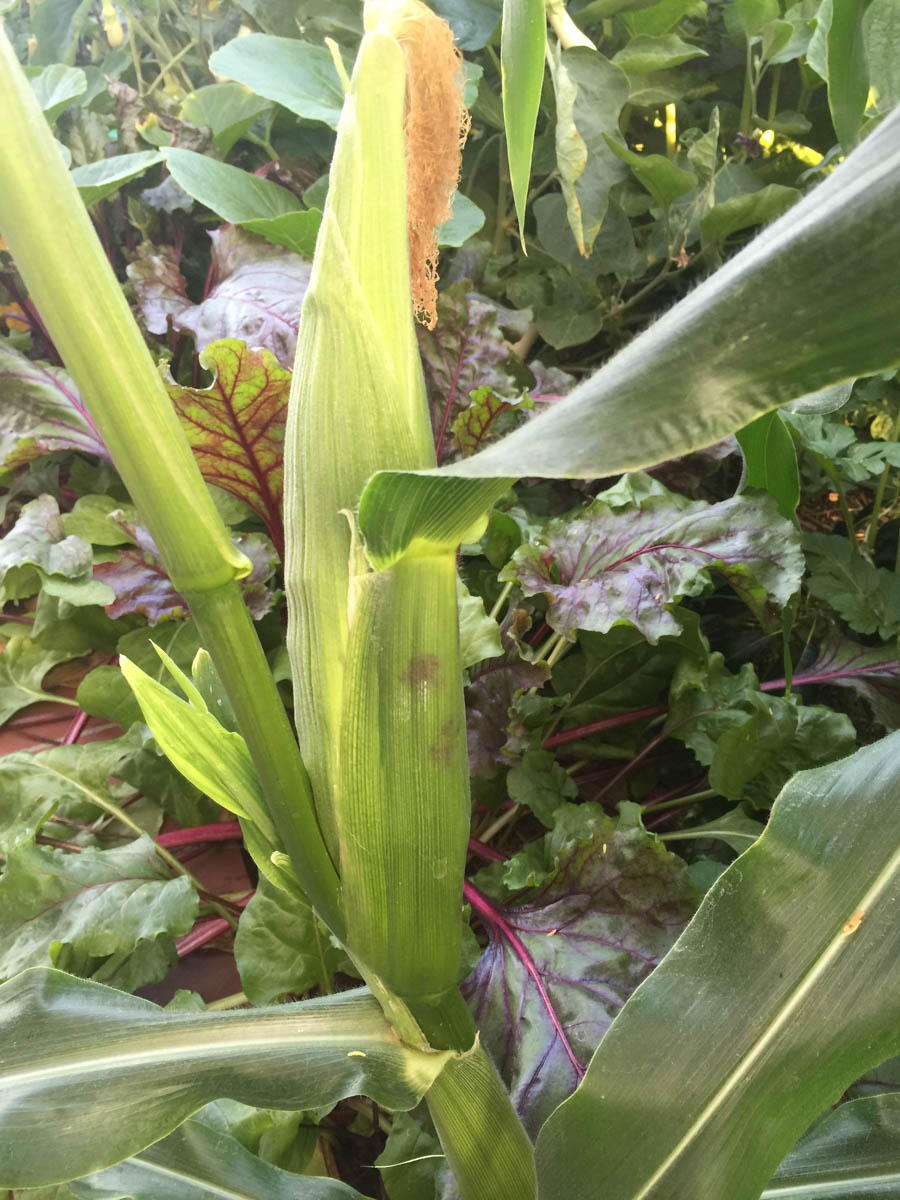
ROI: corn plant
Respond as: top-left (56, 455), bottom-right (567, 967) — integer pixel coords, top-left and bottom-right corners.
top-left (1, 1), bottom-right (899, 1198)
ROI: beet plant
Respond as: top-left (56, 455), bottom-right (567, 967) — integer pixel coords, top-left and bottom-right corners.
top-left (0, 1), bottom-right (899, 1197)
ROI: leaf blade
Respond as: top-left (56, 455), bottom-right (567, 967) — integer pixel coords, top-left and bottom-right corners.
top-left (501, 0), bottom-right (546, 246)
top-left (535, 733), bottom-right (900, 1200)
top-left (69, 1118), bottom-right (365, 1199)
top-left (0, 970), bottom-right (452, 1189)
top-left (357, 105), bottom-right (900, 564)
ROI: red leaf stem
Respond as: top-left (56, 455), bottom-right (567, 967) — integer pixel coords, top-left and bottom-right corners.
top-left (62, 709), bottom-right (90, 746)
top-left (155, 821), bottom-right (243, 849)
top-left (175, 916), bottom-right (232, 958)
top-left (463, 880), bottom-right (583, 1079)
top-left (468, 837), bottom-right (507, 863)
top-left (528, 621), bottom-right (550, 649)
top-left (590, 711), bottom-right (706, 804)
top-left (175, 894), bottom-right (252, 958)
top-left (543, 704), bottom-right (666, 749)
top-left (542, 661), bottom-right (892, 754)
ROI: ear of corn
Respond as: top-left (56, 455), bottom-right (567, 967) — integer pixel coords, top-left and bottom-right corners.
top-left (284, 28), bottom-right (434, 860)
top-left (337, 552), bottom-right (469, 1000)
top-left (284, 1), bottom-right (474, 1009)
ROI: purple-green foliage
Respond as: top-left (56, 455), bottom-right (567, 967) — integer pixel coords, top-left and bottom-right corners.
top-left (0, 338), bottom-right (109, 468)
top-left (505, 489), bottom-right (803, 641)
top-left (464, 805), bottom-right (698, 1135)
top-left (148, 226), bottom-right (312, 367)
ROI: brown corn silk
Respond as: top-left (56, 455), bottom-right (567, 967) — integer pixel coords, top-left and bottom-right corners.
top-left (385, 0), bottom-right (471, 328)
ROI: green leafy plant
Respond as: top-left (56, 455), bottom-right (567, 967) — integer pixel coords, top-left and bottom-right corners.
top-left (1, 1), bottom-right (900, 1198)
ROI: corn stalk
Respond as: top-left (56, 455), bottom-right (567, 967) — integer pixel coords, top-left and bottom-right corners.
top-left (0, 23), bottom-right (342, 935)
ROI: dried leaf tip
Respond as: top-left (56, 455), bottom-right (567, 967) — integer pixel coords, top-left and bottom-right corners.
top-left (365, 0), bottom-right (471, 329)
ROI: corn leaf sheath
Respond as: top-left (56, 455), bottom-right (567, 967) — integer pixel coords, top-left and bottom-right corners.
top-left (284, 25), bottom-right (469, 1005)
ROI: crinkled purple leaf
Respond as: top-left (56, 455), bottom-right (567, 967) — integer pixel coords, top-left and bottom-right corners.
top-left (93, 522), bottom-right (187, 626)
top-left (173, 225), bottom-right (310, 367)
top-left (418, 282), bottom-right (532, 462)
top-left (0, 494), bottom-right (113, 607)
top-left (505, 491), bottom-right (803, 641)
top-left (466, 609), bottom-right (549, 775)
top-left (782, 636), bottom-right (900, 730)
top-left (463, 806), bottom-right (698, 1135)
top-left (126, 245), bottom-right (191, 335)
top-left (94, 516), bottom-right (278, 625)
top-left (234, 532), bottom-right (280, 620)
top-left (0, 340), bottom-right (110, 468)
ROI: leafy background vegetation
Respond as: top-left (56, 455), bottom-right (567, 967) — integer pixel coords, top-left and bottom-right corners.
top-left (1, 0), bottom-right (899, 1194)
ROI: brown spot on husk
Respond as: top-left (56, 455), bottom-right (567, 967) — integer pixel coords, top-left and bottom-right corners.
top-left (401, 652), bottom-right (440, 691)
top-left (429, 716), bottom-right (462, 764)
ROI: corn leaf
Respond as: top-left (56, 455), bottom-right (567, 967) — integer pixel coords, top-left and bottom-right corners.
top-left (283, 26), bottom-right (435, 862)
top-left (68, 1118), bottom-right (366, 1199)
top-left (119, 653), bottom-right (277, 844)
top-left (501, 0), bottom-right (546, 244)
top-left (426, 1041), bottom-right (537, 1200)
top-left (0, 969), bottom-right (452, 1189)
top-left (338, 554), bottom-right (469, 999)
top-left (535, 732), bottom-right (900, 1200)
top-left (356, 105), bottom-right (900, 565)
top-left (761, 1093), bottom-right (900, 1198)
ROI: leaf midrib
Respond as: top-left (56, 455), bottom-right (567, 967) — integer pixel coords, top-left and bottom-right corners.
top-left (2, 1017), bottom-right (393, 1088)
top-left (760, 1167), bottom-right (900, 1197)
